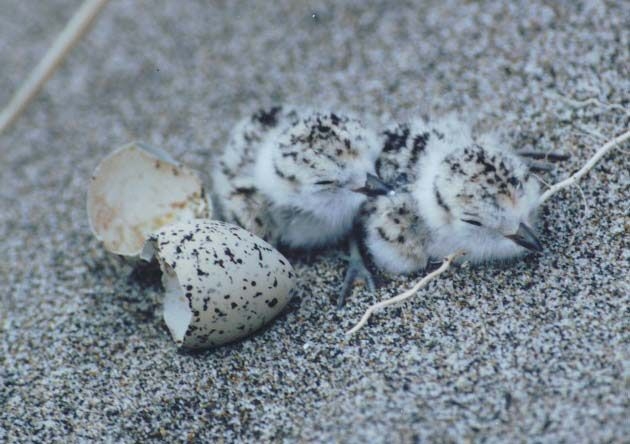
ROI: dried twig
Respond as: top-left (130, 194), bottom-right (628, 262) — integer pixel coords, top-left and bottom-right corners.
top-left (576, 124), bottom-right (607, 142)
top-left (0, 0), bottom-right (110, 135)
top-left (545, 91), bottom-right (630, 116)
top-left (539, 129), bottom-right (630, 205)
top-left (346, 252), bottom-right (464, 336)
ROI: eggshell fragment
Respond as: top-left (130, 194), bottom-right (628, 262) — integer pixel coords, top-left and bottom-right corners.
top-left (87, 141), bottom-right (212, 257)
top-left (141, 219), bottom-right (296, 349)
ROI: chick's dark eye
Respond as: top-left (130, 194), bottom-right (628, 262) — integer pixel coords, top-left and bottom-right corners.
top-left (461, 219), bottom-right (482, 227)
top-left (314, 180), bottom-right (335, 185)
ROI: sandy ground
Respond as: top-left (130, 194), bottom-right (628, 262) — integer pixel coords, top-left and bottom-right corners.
top-left (1, 0), bottom-right (628, 442)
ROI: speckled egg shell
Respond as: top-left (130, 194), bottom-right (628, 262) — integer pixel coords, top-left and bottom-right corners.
top-left (141, 219), bottom-right (296, 349)
top-left (87, 141), bottom-right (212, 257)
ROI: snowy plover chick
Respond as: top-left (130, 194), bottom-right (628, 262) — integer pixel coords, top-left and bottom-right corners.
top-left (214, 106), bottom-right (389, 252)
top-left (213, 106), bottom-right (295, 241)
top-left (414, 131), bottom-right (543, 262)
top-left (253, 108), bottom-right (387, 249)
top-left (352, 117), bottom-right (546, 298)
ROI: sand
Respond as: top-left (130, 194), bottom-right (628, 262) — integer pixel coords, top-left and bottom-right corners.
top-left (1, 0), bottom-right (628, 442)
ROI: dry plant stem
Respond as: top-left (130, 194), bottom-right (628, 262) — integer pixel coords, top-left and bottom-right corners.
top-left (539, 129), bottom-right (630, 205)
top-left (346, 252), bottom-right (464, 336)
top-left (545, 91), bottom-right (630, 116)
top-left (0, 0), bottom-right (110, 135)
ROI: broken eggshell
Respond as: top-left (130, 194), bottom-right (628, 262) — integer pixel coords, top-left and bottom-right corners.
top-left (87, 141), bottom-right (212, 257)
top-left (141, 219), bottom-right (296, 349)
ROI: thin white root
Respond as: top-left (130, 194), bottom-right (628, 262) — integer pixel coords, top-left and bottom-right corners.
top-left (539, 129), bottom-right (630, 205)
top-left (576, 124), bottom-right (607, 142)
top-left (545, 91), bottom-right (630, 116)
top-left (577, 126), bottom-right (629, 155)
top-left (346, 251), bottom-right (464, 336)
top-left (0, 0), bottom-right (110, 135)
top-left (574, 181), bottom-right (590, 228)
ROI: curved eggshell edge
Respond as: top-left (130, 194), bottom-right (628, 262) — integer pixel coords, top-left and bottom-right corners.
top-left (87, 141), bottom-right (212, 257)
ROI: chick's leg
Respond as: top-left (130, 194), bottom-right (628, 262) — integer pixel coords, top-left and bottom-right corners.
top-left (338, 232), bottom-right (375, 308)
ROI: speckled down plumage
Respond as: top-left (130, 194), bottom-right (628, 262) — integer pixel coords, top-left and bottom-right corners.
top-left (360, 117), bottom-right (544, 275)
top-left (214, 106), bottom-right (382, 249)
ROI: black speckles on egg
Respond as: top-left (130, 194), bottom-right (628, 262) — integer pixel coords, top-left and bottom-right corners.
top-left (149, 220), bottom-right (296, 349)
top-left (252, 244), bottom-right (264, 261)
top-left (215, 308), bottom-right (227, 317)
top-left (223, 247), bottom-right (237, 264)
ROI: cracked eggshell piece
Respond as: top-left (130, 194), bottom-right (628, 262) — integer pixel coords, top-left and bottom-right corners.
top-left (141, 219), bottom-right (296, 349)
top-left (87, 141), bottom-right (212, 257)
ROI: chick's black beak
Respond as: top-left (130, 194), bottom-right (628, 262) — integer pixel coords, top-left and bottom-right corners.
top-left (505, 222), bottom-right (543, 252)
top-left (352, 173), bottom-right (395, 197)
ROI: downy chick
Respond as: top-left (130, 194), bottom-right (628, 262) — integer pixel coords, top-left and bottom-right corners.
top-left (214, 106), bottom-right (387, 251)
top-left (360, 116), bottom-right (545, 278)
